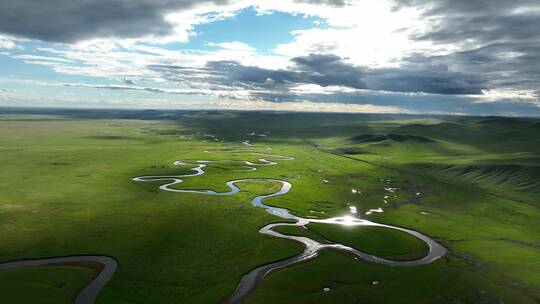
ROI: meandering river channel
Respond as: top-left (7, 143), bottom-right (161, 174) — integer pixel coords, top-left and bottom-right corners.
top-left (133, 142), bottom-right (446, 303)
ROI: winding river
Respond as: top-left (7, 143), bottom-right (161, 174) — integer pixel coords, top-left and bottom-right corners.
top-left (0, 255), bottom-right (117, 304)
top-left (0, 139), bottom-right (445, 304)
top-left (133, 141), bottom-right (446, 303)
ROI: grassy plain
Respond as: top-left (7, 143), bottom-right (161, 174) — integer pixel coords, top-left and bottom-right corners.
top-left (0, 108), bottom-right (538, 303)
top-left (0, 265), bottom-right (98, 304)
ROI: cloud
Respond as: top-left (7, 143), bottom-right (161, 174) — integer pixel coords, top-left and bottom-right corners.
top-left (63, 83), bottom-right (197, 94)
top-left (387, 0), bottom-right (540, 105)
top-left (197, 54), bottom-right (369, 91)
top-left (394, 0), bottom-right (540, 45)
top-left (207, 41), bottom-right (255, 52)
top-left (153, 53), bottom-right (484, 95)
top-left (291, 54), bottom-right (366, 88)
top-left (14, 54), bottom-right (76, 64)
top-left (0, 0), bottom-right (354, 44)
top-left (364, 65), bottom-right (484, 95)
top-left (61, 82), bottom-right (252, 100)
top-left (293, 0), bottom-right (349, 7)
top-left (146, 51), bottom-right (540, 115)
top-left (0, 36), bottom-right (16, 49)
top-left (0, 0), bottom-right (232, 43)
top-left (1, 0), bottom-right (539, 116)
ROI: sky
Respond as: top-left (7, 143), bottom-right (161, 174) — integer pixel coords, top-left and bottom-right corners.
top-left (0, 0), bottom-right (539, 116)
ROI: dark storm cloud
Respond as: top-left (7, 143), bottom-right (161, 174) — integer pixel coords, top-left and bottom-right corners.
top-left (0, 0), bottom-right (229, 43)
top-left (152, 54), bottom-right (483, 95)
top-left (152, 54), bottom-right (368, 91)
top-left (365, 66), bottom-right (484, 95)
top-left (402, 42), bottom-right (540, 91)
top-left (205, 61), bottom-right (302, 88)
top-left (291, 54), bottom-right (367, 89)
top-left (394, 0), bottom-right (540, 45)
top-left (391, 0), bottom-right (540, 87)
top-left (392, 0), bottom-right (540, 66)
top-left (0, 0), bottom-right (351, 43)
top-left (389, 0), bottom-right (540, 109)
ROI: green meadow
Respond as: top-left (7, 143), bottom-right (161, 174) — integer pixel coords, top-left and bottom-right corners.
top-left (0, 109), bottom-right (539, 303)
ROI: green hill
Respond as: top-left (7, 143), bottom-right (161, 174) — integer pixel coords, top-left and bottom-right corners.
top-left (411, 162), bottom-right (540, 203)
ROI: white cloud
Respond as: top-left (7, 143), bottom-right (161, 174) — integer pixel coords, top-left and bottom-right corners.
top-left (290, 84), bottom-right (360, 94)
top-left (477, 89), bottom-right (539, 103)
top-left (207, 41), bottom-right (256, 52)
top-left (14, 55), bottom-right (77, 65)
top-left (0, 36), bottom-right (16, 49)
top-left (270, 1), bottom-right (449, 68)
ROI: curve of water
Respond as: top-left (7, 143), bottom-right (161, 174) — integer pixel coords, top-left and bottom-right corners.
top-left (0, 255), bottom-right (117, 304)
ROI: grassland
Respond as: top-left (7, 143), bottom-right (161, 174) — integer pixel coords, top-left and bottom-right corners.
top-left (0, 265), bottom-right (98, 304)
top-left (0, 108), bottom-right (538, 303)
